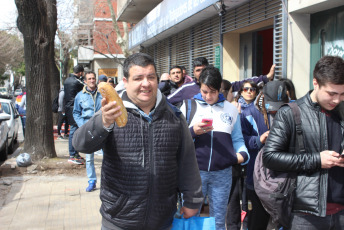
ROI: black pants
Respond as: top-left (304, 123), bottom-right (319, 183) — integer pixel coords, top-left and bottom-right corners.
top-left (57, 111), bottom-right (69, 136)
top-left (226, 166), bottom-right (247, 230)
top-left (247, 188), bottom-right (270, 230)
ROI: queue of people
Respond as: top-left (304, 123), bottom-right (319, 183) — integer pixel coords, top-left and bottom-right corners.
top-left (55, 54), bottom-right (344, 230)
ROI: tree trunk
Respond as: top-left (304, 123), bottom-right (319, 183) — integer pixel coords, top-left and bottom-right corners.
top-left (15, 0), bottom-right (57, 160)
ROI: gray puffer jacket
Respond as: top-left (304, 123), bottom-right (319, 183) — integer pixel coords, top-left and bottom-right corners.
top-left (263, 91), bottom-right (344, 217)
top-left (73, 90), bottom-right (203, 230)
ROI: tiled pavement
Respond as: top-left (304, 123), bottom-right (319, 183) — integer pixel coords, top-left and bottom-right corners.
top-left (0, 138), bottom-right (103, 230)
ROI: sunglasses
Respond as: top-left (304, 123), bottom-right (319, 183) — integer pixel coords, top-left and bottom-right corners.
top-left (243, 87), bottom-right (256, 93)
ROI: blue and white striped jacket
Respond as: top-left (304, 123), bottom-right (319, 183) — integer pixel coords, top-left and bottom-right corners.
top-left (181, 93), bottom-right (249, 171)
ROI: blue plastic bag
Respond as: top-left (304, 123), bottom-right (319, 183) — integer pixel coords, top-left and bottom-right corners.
top-left (172, 216), bottom-right (216, 230)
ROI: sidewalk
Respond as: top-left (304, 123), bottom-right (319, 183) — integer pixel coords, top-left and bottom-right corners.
top-left (0, 139), bottom-right (103, 230)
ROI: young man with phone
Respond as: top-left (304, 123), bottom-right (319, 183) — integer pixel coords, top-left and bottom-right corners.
top-left (263, 56), bottom-right (344, 228)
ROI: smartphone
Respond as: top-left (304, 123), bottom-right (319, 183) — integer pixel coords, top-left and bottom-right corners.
top-left (202, 118), bottom-right (213, 127)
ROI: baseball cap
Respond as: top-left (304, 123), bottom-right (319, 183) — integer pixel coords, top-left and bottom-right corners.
top-left (98, 74), bottom-right (108, 82)
top-left (263, 81), bottom-right (289, 112)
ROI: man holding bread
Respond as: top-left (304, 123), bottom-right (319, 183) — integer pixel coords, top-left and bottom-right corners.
top-left (73, 53), bottom-right (203, 230)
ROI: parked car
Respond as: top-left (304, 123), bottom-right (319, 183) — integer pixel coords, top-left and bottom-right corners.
top-left (0, 87), bottom-right (9, 98)
top-left (0, 98), bottom-right (20, 157)
top-left (0, 112), bottom-right (10, 161)
top-left (14, 88), bottom-right (23, 97)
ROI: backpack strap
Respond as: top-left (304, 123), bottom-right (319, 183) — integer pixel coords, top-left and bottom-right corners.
top-left (287, 102), bottom-right (305, 154)
top-left (184, 99), bottom-right (197, 126)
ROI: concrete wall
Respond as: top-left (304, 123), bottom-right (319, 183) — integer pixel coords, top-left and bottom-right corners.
top-left (94, 58), bottom-right (124, 81)
top-left (223, 33), bottom-right (240, 82)
top-left (287, 13), bottom-right (311, 99)
top-left (288, 0), bottom-right (344, 98)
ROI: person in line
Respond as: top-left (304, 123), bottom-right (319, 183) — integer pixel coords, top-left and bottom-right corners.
top-left (167, 57), bottom-right (275, 106)
top-left (280, 78), bottom-right (297, 101)
top-left (159, 66), bottom-right (191, 96)
top-left (220, 80), bottom-right (234, 102)
top-left (180, 66), bottom-right (249, 230)
top-left (98, 74), bottom-right (108, 84)
top-left (107, 77), bottom-right (116, 88)
top-left (64, 64), bottom-right (85, 165)
top-left (73, 71), bottom-right (102, 192)
top-left (234, 81), bottom-right (260, 112)
top-left (221, 80), bottom-right (248, 230)
top-left (263, 56), bottom-right (344, 229)
top-left (72, 53), bottom-right (203, 230)
top-left (57, 87), bottom-right (69, 140)
top-left (241, 80), bottom-right (289, 230)
top-left (180, 66), bottom-right (193, 83)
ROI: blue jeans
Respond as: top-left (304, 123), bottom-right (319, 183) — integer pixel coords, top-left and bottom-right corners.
top-left (200, 167), bottom-right (232, 230)
top-left (288, 209), bottom-right (344, 230)
top-left (69, 124), bottom-right (78, 157)
top-left (86, 153), bottom-right (96, 182)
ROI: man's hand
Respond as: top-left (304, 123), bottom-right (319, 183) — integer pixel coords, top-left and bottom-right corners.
top-left (320, 150), bottom-right (344, 168)
top-left (101, 98), bottom-right (122, 128)
top-left (266, 64), bottom-right (276, 81)
top-left (180, 207), bottom-right (199, 219)
top-left (259, 131), bottom-right (270, 144)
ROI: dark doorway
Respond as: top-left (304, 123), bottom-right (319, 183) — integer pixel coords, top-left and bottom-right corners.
top-left (253, 28), bottom-right (273, 76)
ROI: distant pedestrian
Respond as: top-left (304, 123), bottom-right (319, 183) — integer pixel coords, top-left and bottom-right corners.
top-left (18, 91), bottom-right (26, 136)
top-left (73, 71), bottom-right (102, 192)
top-left (57, 87), bottom-right (69, 140)
top-left (64, 64), bottom-right (85, 165)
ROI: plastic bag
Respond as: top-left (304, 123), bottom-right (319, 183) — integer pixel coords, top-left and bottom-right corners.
top-left (16, 153), bottom-right (32, 167)
top-left (172, 216), bottom-right (216, 230)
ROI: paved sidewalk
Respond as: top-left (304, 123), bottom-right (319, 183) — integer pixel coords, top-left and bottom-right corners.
top-left (0, 139), bottom-right (103, 230)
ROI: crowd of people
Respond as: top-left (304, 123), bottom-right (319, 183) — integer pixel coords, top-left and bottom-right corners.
top-left (56, 53), bottom-right (344, 230)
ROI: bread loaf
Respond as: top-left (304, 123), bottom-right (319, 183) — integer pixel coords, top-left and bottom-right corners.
top-left (98, 82), bottom-right (128, 127)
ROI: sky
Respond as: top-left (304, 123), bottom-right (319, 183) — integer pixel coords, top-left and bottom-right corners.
top-left (0, 0), bottom-right (74, 31)
top-left (0, 0), bottom-right (17, 30)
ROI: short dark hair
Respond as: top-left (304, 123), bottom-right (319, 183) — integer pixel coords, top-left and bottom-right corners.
top-left (221, 79), bottom-right (232, 98)
top-left (123, 53), bottom-right (157, 79)
top-left (85, 71), bottom-right (96, 80)
top-left (169, 65), bottom-right (182, 73)
top-left (193, 57), bottom-right (209, 70)
top-left (73, 64), bottom-right (84, 74)
top-left (180, 66), bottom-right (187, 73)
top-left (199, 66), bottom-right (222, 91)
top-left (313, 56), bottom-right (344, 87)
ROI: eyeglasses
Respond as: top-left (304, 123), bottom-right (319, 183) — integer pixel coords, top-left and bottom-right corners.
top-left (243, 87), bottom-right (256, 93)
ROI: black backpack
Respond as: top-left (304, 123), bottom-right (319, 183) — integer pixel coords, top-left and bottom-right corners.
top-left (52, 93), bottom-right (59, 113)
top-left (253, 102), bottom-right (304, 228)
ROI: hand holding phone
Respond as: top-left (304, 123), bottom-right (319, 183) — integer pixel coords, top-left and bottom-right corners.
top-left (202, 118), bottom-right (213, 127)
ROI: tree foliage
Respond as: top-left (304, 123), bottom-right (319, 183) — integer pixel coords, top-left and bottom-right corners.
top-left (0, 31), bottom-right (24, 71)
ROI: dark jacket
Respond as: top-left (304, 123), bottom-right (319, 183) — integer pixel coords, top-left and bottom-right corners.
top-left (63, 73), bottom-right (84, 125)
top-left (263, 91), bottom-right (344, 217)
top-left (167, 75), bottom-right (269, 105)
top-left (158, 80), bottom-right (179, 96)
top-left (72, 90), bottom-right (203, 230)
